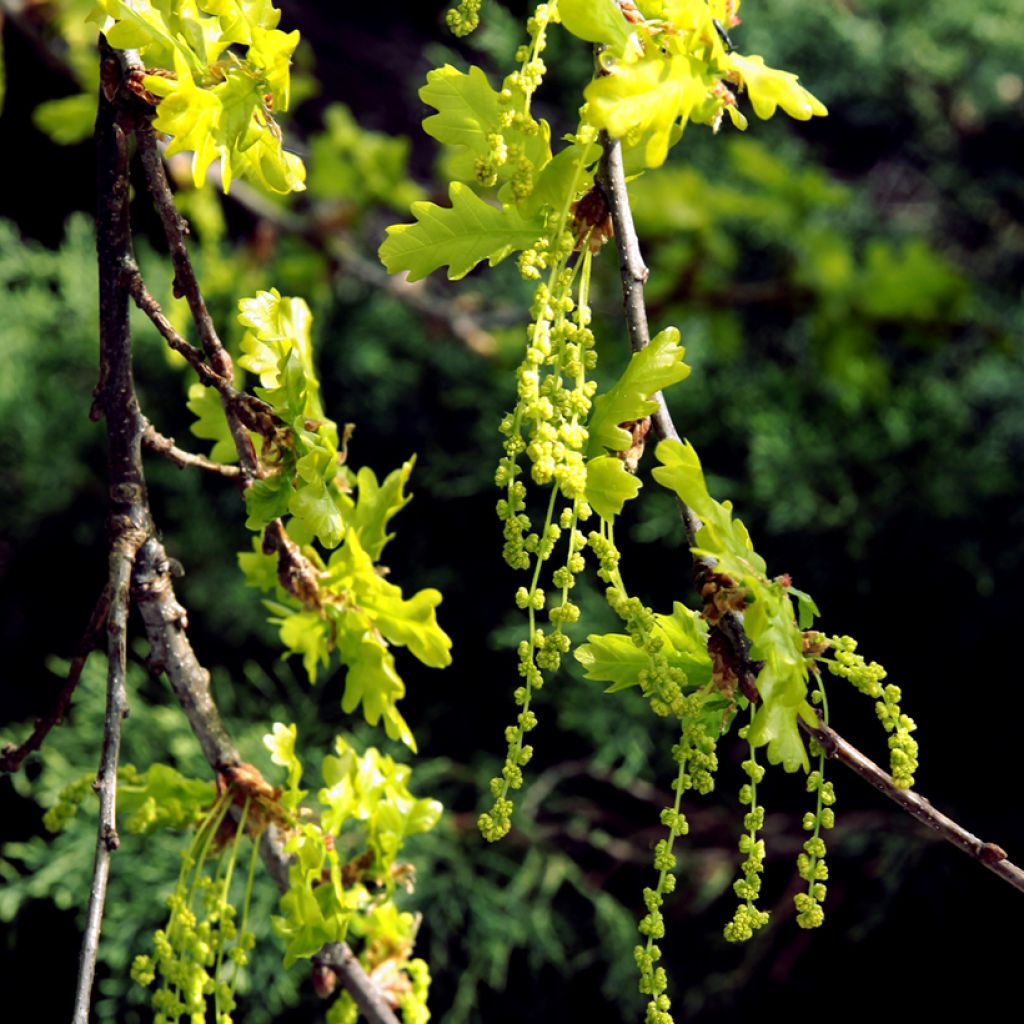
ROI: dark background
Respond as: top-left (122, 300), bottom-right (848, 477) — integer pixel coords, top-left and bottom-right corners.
top-left (2, 2), bottom-right (1023, 1021)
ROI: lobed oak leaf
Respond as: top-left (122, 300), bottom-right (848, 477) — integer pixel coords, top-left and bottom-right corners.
top-left (379, 182), bottom-right (544, 282)
top-left (727, 53), bottom-right (828, 122)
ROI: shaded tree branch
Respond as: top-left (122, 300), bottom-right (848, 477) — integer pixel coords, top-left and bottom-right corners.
top-left (128, 77), bottom-right (261, 480)
top-left (805, 718), bottom-right (1024, 892)
top-left (121, 248), bottom-right (279, 440)
top-left (314, 944), bottom-right (406, 1024)
top-left (74, 53), bottom-right (150, 1022)
top-left (142, 421), bottom-right (243, 479)
top-left (132, 539), bottom-right (241, 769)
top-left (73, 528), bottom-right (144, 1024)
top-left (596, 132), bottom-right (1024, 895)
top-left (131, 541), bottom-right (398, 1022)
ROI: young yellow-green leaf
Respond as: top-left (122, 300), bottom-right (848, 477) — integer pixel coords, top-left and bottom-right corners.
top-left (275, 609), bottom-right (331, 683)
top-left (316, 532), bottom-right (451, 749)
top-left (186, 381), bottom-right (238, 463)
top-left (329, 532), bottom-right (452, 670)
top-left (319, 737), bottom-right (442, 857)
top-left (227, 119), bottom-right (307, 194)
top-left (245, 471), bottom-right (293, 530)
top-left (788, 585), bottom-right (820, 629)
top-left (288, 476), bottom-right (345, 549)
top-left (748, 690), bottom-right (813, 773)
top-left (656, 601), bottom-right (712, 686)
top-left (585, 52), bottom-right (708, 168)
top-left (379, 182), bottom-right (544, 282)
top-left (587, 326), bottom-right (689, 456)
top-left (238, 536), bottom-right (280, 591)
top-left (119, 764), bottom-right (215, 835)
top-left (575, 631), bottom-right (649, 691)
top-left (421, 63), bottom-right (500, 155)
top-left (652, 438), bottom-right (767, 578)
top-left (263, 721), bottom-right (305, 806)
top-left (420, 64), bottom-right (552, 185)
top-left (576, 601), bottom-right (711, 693)
top-left (277, 825), bottom-right (346, 966)
top-left (147, 53), bottom-right (223, 188)
top-left (585, 454), bottom-right (642, 522)
top-left (335, 619), bottom-right (417, 750)
top-left (559, 0), bottom-right (637, 51)
top-left (727, 53), bottom-right (828, 122)
top-left (91, 0), bottom-right (202, 69)
top-left (238, 290), bottom-right (320, 413)
top-left (249, 24), bottom-right (299, 111)
top-left (239, 286), bottom-right (329, 436)
top-left (343, 459), bottom-right (415, 562)
top-left (520, 137), bottom-right (601, 218)
top-left (362, 585), bottom-right (452, 670)
top-left (207, 0), bottom-right (284, 47)
top-left (651, 438), bottom-right (711, 517)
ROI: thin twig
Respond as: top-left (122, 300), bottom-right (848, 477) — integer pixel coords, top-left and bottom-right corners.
top-left (805, 718), bottom-right (1024, 893)
top-left (142, 421), bottom-right (242, 479)
top-left (125, 61), bottom-right (260, 480)
top-left (122, 259), bottom-right (279, 439)
top-left (1, 586), bottom-right (111, 774)
top-left (597, 134), bottom-right (754, 691)
top-left (596, 135), bottom-right (695, 536)
top-left (121, 263), bottom-right (223, 379)
top-left (132, 130), bottom-right (234, 378)
top-left (596, 132), bottom-right (1024, 894)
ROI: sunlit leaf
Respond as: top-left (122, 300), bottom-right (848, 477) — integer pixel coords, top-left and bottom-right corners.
top-left (380, 182), bottom-right (544, 282)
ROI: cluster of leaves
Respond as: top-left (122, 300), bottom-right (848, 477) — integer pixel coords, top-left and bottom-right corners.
top-left (564, 0), bottom-right (824, 167)
top-left (377, 3), bottom-right (923, 1021)
top-left (381, 4), bottom-right (595, 284)
top-left (93, 0), bottom-right (304, 193)
top-left (2, 654), bottom-right (366, 1023)
top-left (44, 761), bottom-right (214, 836)
top-left (652, 439), bottom-right (818, 770)
top-left (265, 723), bottom-right (440, 1023)
top-left (200, 288), bottom-right (454, 750)
top-left (382, 0), bottom-right (826, 286)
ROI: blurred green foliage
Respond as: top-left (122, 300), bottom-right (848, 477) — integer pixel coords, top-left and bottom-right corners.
top-left (0, 215), bottom-right (103, 540)
top-left (308, 104), bottom-right (426, 213)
